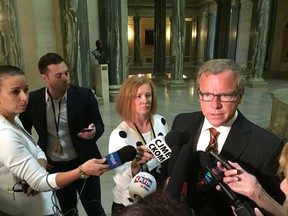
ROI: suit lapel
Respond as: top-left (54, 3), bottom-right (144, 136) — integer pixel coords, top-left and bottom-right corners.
top-left (38, 88), bottom-right (48, 128)
top-left (66, 85), bottom-right (77, 128)
top-left (221, 111), bottom-right (252, 160)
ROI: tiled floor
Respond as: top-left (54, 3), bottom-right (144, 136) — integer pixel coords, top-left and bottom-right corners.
top-left (80, 78), bottom-right (288, 215)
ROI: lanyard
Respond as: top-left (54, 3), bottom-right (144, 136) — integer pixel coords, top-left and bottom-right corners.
top-left (133, 119), bottom-right (156, 145)
top-left (47, 91), bottom-right (62, 138)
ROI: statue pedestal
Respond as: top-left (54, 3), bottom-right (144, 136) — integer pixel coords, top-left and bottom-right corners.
top-left (95, 64), bottom-right (109, 104)
top-left (270, 88), bottom-right (288, 141)
top-left (246, 78), bottom-right (268, 88)
top-left (109, 85), bottom-right (121, 102)
top-left (167, 79), bottom-right (187, 90)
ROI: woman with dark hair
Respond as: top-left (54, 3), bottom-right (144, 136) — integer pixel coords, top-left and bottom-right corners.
top-left (0, 65), bottom-right (109, 215)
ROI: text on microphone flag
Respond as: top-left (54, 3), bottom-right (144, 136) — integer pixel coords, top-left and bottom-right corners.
top-left (105, 152), bottom-right (122, 169)
top-left (146, 136), bottom-right (171, 163)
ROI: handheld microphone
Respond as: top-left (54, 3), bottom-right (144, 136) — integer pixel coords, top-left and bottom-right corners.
top-left (165, 130), bottom-right (190, 175)
top-left (105, 145), bottom-right (137, 169)
top-left (165, 130), bottom-right (190, 148)
top-left (197, 151), bottom-right (256, 216)
top-left (129, 172), bottom-right (157, 202)
top-left (209, 150), bottom-right (235, 170)
top-left (165, 143), bottom-right (193, 199)
top-left (165, 130), bottom-right (182, 147)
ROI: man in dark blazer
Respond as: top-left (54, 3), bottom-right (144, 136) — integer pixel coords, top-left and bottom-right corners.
top-left (19, 53), bottom-right (106, 216)
top-left (166, 59), bottom-right (285, 216)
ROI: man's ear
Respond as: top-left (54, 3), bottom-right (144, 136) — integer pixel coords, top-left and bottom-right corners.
top-left (237, 93), bottom-right (244, 105)
top-left (41, 74), bottom-right (47, 81)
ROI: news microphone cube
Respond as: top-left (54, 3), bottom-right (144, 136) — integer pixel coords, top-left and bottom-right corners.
top-left (146, 136), bottom-right (171, 163)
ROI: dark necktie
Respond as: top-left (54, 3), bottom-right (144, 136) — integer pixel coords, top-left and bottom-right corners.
top-left (205, 128), bottom-right (220, 154)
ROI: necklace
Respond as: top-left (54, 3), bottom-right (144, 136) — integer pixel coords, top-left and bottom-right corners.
top-left (133, 119), bottom-right (156, 145)
top-left (13, 121), bottom-right (37, 146)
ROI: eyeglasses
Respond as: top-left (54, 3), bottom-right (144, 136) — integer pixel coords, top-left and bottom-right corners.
top-left (197, 89), bottom-right (239, 102)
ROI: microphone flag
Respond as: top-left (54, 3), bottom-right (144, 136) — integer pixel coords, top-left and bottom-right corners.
top-left (105, 145), bottom-right (137, 169)
top-left (105, 151), bottom-right (122, 169)
top-left (146, 136), bottom-right (171, 163)
top-left (129, 172), bottom-right (157, 201)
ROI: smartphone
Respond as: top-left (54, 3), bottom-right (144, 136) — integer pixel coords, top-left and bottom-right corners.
top-left (81, 128), bottom-right (93, 132)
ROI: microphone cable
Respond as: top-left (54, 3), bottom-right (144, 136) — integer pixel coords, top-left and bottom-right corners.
top-left (50, 178), bottom-right (87, 216)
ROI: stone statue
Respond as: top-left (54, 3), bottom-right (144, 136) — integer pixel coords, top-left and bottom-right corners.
top-left (91, 39), bottom-right (107, 64)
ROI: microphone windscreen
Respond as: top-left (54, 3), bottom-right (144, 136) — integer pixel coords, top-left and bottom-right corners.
top-left (117, 145), bottom-right (137, 163)
top-left (129, 172), bottom-right (157, 201)
top-left (166, 130), bottom-right (190, 175)
top-left (165, 130), bottom-right (182, 147)
top-left (105, 145), bottom-right (137, 169)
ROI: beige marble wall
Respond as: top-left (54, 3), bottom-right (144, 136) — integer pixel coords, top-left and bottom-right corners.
top-left (270, 88), bottom-right (288, 142)
top-left (17, 0), bottom-right (40, 90)
top-left (17, 0), bottom-right (63, 91)
top-left (270, 0), bottom-right (288, 73)
top-left (17, 0), bottom-right (101, 91)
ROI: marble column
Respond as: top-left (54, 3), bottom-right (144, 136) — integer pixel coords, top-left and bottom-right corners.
top-left (0, 0), bottom-right (22, 67)
top-left (235, 0), bottom-right (254, 66)
top-left (228, 3), bottom-right (240, 60)
top-left (198, 5), bottom-right (209, 63)
top-left (246, 0), bottom-right (271, 88)
top-left (185, 20), bottom-right (192, 59)
top-left (167, 0), bottom-right (186, 89)
top-left (60, 0), bottom-right (92, 88)
top-left (153, 0), bottom-right (166, 79)
top-left (214, 0), bottom-right (231, 58)
top-left (133, 15), bottom-right (141, 65)
top-left (104, 0), bottom-right (125, 102)
top-left (191, 18), bottom-right (198, 62)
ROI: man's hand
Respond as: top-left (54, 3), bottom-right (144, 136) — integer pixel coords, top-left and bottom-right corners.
top-left (78, 123), bottom-right (96, 139)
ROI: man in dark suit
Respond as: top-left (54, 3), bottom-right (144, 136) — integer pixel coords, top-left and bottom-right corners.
top-left (19, 53), bottom-right (106, 216)
top-left (166, 59), bottom-right (285, 215)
